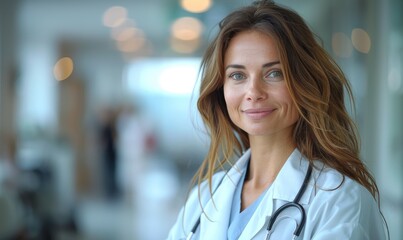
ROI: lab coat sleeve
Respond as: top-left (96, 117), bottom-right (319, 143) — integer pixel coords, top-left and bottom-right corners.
top-left (306, 177), bottom-right (387, 240)
top-left (166, 204), bottom-right (186, 240)
top-left (166, 184), bottom-right (201, 240)
top-left (311, 222), bottom-right (386, 240)
top-left (311, 223), bottom-right (369, 239)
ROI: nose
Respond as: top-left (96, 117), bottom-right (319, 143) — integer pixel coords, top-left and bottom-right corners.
top-left (246, 78), bottom-right (267, 101)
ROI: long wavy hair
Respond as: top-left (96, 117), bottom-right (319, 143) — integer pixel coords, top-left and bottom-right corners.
top-left (194, 0), bottom-right (379, 201)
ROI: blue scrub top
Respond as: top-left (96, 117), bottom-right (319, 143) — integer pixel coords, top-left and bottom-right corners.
top-left (228, 168), bottom-right (269, 240)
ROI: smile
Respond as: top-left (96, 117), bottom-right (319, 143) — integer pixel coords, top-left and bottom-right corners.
top-left (242, 108), bottom-right (275, 119)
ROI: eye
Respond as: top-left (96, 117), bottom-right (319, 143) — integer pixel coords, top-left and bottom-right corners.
top-left (229, 72), bottom-right (246, 81)
top-left (265, 70), bottom-right (283, 81)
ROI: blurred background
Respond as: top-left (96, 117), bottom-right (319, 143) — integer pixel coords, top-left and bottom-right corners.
top-left (0, 0), bottom-right (402, 239)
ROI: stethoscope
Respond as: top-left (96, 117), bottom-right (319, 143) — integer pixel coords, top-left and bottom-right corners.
top-left (186, 164), bottom-right (313, 240)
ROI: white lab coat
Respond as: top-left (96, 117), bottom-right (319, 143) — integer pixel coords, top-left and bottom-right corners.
top-left (167, 148), bottom-right (387, 240)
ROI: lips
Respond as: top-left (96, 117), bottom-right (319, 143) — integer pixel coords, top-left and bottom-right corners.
top-left (242, 108), bottom-right (275, 119)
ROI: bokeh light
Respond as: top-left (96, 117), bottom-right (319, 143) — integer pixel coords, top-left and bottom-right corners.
top-left (171, 17), bottom-right (203, 41)
top-left (180, 0), bottom-right (212, 13)
top-left (351, 28), bottom-right (371, 53)
top-left (53, 57), bottom-right (74, 81)
top-left (332, 32), bottom-right (353, 58)
top-left (103, 6), bottom-right (127, 28)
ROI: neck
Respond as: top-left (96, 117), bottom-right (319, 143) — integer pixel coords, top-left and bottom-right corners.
top-left (246, 135), bottom-right (296, 188)
top-left (240, 138), bottom-right (296, 211)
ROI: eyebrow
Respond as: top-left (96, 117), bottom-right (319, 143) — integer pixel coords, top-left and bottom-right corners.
top-left (225, 61), bottom-right (280, 70)
top-left (263, 61), bottom-right (280, 68)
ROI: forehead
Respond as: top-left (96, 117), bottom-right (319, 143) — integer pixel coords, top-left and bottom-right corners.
top-left (224, 30), bottom-right (280, 64)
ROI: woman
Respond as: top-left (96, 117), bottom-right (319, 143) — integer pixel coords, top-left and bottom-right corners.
top-left (168, 0), bottom-right (387, 239)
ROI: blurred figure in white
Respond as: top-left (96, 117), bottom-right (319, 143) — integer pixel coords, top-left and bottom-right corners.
top-left (116, 102), bottom-right (181, 239)
top-left (116, 103), bottom-right (154, 203)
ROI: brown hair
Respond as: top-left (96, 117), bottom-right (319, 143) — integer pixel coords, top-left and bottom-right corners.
top-left (194, 0), bottom-right (379, 200)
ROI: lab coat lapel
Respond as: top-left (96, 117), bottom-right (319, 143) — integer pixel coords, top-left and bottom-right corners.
top-left (273, 149), bottom-right (312, 205)
top-left (238, 148), bottom-right (313, 239)
top-left (199, 151), bottom-right (250, 240)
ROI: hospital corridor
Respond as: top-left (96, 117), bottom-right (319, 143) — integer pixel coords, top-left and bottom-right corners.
top-left (1, 0), bottom-right (402, 239)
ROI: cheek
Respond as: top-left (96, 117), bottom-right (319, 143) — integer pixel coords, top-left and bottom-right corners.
top-left (289, 105), bottom-right (300, 123)
top-left (224, 86), bottom-right (240, 111)
top-left (223, 86), bottom-right (241, 124)
top-left (277, 88), bottom-right (299, 118)
top-left (285, 96), bottom-right (300, 121)
top-left (223, 85), bottom-right (232, 107)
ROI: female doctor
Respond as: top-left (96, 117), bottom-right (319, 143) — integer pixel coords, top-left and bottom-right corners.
top-left (167, 0), bottom-right (388, 239)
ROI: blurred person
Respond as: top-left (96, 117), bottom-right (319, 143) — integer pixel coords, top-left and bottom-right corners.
top-left (167, 0), bottom-right (388, 239)
top-left (0, 134), bottom-right (25, 239)
top-left (98, 107), bottom-right (120, 200)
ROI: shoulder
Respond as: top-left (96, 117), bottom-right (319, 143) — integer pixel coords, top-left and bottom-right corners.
top-left (187, 171), bottom-right (227, 205)
top-left (311, 165), bottom-right (373, 206)
top-left (167, 171), bottom-right (226, 239)
top-left (305, 166), bottom-right (386, 239)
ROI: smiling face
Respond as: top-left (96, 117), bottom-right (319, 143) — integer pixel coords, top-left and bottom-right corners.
top-left (223, 30), bottom-right (299, 140)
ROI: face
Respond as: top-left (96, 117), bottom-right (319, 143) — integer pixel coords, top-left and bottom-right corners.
top-left (223, 30), bottom-right (299, 139)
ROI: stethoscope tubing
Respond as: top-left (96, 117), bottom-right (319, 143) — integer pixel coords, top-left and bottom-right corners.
top-left (266, 164), bottom-right (312, 238)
